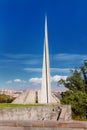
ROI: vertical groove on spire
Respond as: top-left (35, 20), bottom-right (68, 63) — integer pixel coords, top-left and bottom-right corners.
top-left (45, 39), bottom-right (48, 103)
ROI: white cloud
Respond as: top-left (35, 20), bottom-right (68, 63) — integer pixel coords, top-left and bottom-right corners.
top-left (29, 77), bottom-right (42, 84)
top-left (54, 53), bottom-right (87, 61)
top-left (14, 79), bottom-right (22, 83)
top-left (6, 80), bottom-right (12, 84)
top-left (0, 54), bottom-right (41, 67)
top-left (2, 54), bottom-right (33, 59)
top-left (24, 68), bottom-right (42, 72)
top-left (24, 68), bottom-right (71, 73)
top-left (23, 60), bottom-right (40, 65)
top-left (2, 53), bottom-right (87, 62)
top-left (2, 53), bottom-right (41, 59)
top-left (51, 75), bottom-right (67, 82)
top-left (6, 79), bottom-right (27, 84)
top-left (29, 75), bottom-right (67, 84)
top-left (50, 68), bottom-right (70, 73)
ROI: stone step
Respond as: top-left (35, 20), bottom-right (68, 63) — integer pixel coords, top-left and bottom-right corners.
top-left (12, 90), bottom-right (28, 104)
top-left (0, 121), bottom-right (86, 129)
top-left (0, 126), bottom-right (85, 130)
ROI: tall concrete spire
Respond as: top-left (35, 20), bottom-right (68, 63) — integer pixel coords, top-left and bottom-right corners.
top-left (41, 15), bottom-right (51, 103)
top-left (12, 16), bottom-right (60, 105)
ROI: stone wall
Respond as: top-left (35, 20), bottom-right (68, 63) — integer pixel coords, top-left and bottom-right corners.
top-left (0, 105), bottom-right (60, 121)
top-left (0, 105), bottom-right (71, 121)
top-left (59, 105), bottom-right (71, 121)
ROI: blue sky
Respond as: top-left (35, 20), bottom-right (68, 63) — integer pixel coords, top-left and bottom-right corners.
top-left (0, 0), bottom-right (87, 91)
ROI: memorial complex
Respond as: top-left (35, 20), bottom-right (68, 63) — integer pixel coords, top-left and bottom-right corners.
top-left (12, 16), bottom-right (60, 104)
top-left (0, 16), bottom-right (86, 130)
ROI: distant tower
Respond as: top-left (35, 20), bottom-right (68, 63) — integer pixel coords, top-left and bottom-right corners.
top-left (41, 16), bottom-right (51, 103)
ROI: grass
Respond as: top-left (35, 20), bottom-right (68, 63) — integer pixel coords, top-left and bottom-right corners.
top-left (0, 103), bottom-right (46, 108)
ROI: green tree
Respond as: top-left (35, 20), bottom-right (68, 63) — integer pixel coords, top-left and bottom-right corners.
top-left (58, 63), bottom-right (87, 92)
top-left (0, 94), bottom-right (14, 103)
top-left (80, 61), bottom-right (87, 92)
top-left (61, 91), bottom-right (87, 120)
top-left (58, 61), bottom-right (87, 120)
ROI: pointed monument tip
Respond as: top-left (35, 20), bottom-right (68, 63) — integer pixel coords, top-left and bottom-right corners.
top-left (45, 14), bottom-right (47, 21)
top-left (45, 14), bottom-right (47, 27)
top-left (45, 14), bottom-right (48, 35)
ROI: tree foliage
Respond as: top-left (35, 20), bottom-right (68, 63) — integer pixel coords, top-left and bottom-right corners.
top-left (61, 91), bottom-right (87, 120)
top-left (80, 61), bottom-right (87, 92)
top-left (58, 61), bottom-right (87, 120)
top-left (0, 94), bottom-right (14, 103)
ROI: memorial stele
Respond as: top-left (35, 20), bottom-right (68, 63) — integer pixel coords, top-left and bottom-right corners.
top-left (41, 16), bottom-right (51, 103)
top-left (12, 16), bottom-right (60, 104)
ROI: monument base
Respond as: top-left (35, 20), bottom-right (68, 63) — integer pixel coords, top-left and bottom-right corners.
top-left (0, 105), bottom-right (71, 121)
top-left (12, 90), bottom-right (60, 104)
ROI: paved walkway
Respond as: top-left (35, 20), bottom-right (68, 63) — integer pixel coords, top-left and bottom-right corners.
top-left (0, 127), bottom-right (86, 130)
top-left (0, 120), bottom-right (86, 130)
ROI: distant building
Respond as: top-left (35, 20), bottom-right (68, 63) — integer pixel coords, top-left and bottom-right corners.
top-left (0, 89), bottom-right (23, 98)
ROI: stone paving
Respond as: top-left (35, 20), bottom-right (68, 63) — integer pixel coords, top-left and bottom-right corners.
top-left (0, 105), bottom-right (86, 129)
top-left (0, 127), bottom-right (86, 130)
top-left (0, 120), bottom-right (86, 130)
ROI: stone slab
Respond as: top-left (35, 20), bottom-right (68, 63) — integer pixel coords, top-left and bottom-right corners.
top-left (0, 120), bottom-right (86, 129)
top-left (0, 126), bottom-right (86, 130)
top-left (0, 106), bottom-right (59, 121)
